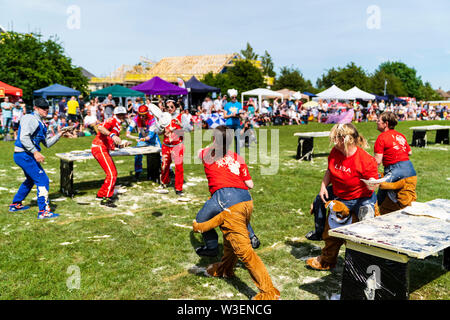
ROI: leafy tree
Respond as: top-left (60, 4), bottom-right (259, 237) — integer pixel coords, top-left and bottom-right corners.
top-left (369, 69), bottom-right (407, 97)
top-left (416, 82), bottom-right (442, 101)
top-left (0, 31), bottom-right (88, 103)
top-left (377, 61), bottom-right (422, 98)
top-left (316, 62), bottom-right (370, 91)
top-left (202, 60), bottom-right (264, 95)
top-left (202, 72), bottom-right (232, 94)
top-left (272, 66), bottom-right (315, 92)
top-left (261, 50), bottom-right (276, 77)
top-left (227, 59), bottom-right (265, 93)
top-left (240, 42), bottom-right (258, 60)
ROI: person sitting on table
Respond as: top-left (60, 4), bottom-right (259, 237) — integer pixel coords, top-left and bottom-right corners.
top-left (305, 123), bottom-right (379, 270)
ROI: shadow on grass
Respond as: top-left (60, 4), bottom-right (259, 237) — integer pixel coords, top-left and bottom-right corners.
top-left (290, 153), bottom-right (329, 161)
top-left (188, 231), bottom-right (257, 300)
top-left (285, 239), bottom-right (344, 300)
top-left (409, 254), bottom-right (448, 294)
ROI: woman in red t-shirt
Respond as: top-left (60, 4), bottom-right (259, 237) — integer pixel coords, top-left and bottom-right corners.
top-left (306, 123), bottom-right (379, 271)
top-left (374, 111), bottom-right (416, 205)
top-left (192, 125), bottom-right (279, 300)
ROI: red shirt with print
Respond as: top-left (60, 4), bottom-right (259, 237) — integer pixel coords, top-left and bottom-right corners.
top-left (374, 130), bottom-right (411, 167)
top-left (163, 113), bottom-right (183, 145)
top-left (92, 116), bottom-right (122, 150)
top-left (328, 146), bottom-right (378, 200)
top-left (199, 147), bottom-right (252, 195)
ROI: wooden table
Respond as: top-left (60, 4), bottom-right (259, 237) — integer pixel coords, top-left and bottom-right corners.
top-left (409, 125), bottom-right (450, 147)
top-left (55, 146), bottom-right (161, 196)
top-left (294, 131), bottom-right (330, 161)
top-left (329, 199), bottom-right (450, 300)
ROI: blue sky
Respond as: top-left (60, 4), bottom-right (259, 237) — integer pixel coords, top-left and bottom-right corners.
top-left (1, 0), bottom-right (449, 90)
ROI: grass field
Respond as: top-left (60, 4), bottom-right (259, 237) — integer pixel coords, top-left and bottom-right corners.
top-left (0, 120), bottom-right (449, 300)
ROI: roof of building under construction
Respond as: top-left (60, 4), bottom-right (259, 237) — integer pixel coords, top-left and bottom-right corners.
top-left (90, 53), bottom-right (240, 85)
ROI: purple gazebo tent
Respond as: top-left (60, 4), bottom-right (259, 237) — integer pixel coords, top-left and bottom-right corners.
top-left (131, 76), bottom-right (188, 96)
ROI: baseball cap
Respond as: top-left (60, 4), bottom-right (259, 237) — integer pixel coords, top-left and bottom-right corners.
top-left (114, 106), bottom-right (127, 115)
top-left (35, 98), bottom-right (50, 109)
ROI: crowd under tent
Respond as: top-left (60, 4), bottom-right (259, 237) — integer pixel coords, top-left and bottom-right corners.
top-left (241, 88), bottom-right (284, 111)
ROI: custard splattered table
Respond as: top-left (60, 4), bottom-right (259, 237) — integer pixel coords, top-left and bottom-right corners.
top-left (329, 199), bottom-right (450, 300)
top-left (409, 125), bottom-right (450, 147)
top-left (55, 146), bottom-right (161, 196)
top-left (293, 131), bottom-right (330, 161)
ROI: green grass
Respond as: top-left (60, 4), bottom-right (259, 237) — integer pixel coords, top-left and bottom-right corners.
top-left (0, 120), bottom-right (449, 300)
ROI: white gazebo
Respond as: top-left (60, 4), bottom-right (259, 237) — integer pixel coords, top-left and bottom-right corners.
top-left (241, 88), bottom-right (284, 111)
top-left (345, 86), bottom-right (376, 101)
top-left (315, 85), bottom-right (353, 101)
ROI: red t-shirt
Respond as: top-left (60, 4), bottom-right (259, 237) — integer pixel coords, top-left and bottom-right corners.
top-left (199, 147), bottom-right (252, 195)
top-left (328, 147), bottom-right (378, 200)
top-left (92, 116), bottom-right (122, 150)
top-left (374, 130), bottom-right (411, 167)
top-left (163, 113), bottom-right (183, 145)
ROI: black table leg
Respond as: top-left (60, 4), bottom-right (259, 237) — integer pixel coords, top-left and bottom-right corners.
top-left (444, 247), bottom-right (450, 271)
top-left (435, 129), bottom-right (449, 144)
top-left (146, 153), bottom-right (161, 182)
top-left (340, 248), bottom-right (409, 300)
top-left (296, 137), bottom-right (314, 161)
top-left (60, 159), bottom-right (74, 197)
top-left (411, 130), bottom-right (426, 147)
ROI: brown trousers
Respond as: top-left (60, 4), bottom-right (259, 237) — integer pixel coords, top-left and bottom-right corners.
top-left (320, 203), bottom-right (380, 266)
top-left (193, 200), bottom-right (280, 300)
top-left (379, 176), bottom-right (417, 215)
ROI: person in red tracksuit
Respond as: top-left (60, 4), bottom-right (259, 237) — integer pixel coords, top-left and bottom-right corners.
top-left (91, 106), bottom-right (127, 207)
top-left (159, 100), bottom-right (185, 196)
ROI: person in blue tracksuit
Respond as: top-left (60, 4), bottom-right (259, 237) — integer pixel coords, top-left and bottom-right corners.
top-left (9, 98), bottom-right (63, 219)
top-left (126, 105), bottom-right (161, 179)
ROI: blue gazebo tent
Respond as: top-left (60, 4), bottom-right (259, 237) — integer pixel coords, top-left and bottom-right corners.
top-left (372, 94), bottom-right (389, 101)
top-left (302, 91), bottom-right (317, 97)
top-left (33, 83), bottom-right (80, 98)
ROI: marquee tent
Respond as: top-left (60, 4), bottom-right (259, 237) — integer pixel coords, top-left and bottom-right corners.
top-left (276, 88), bottom-right (309, 100)
top-left (316, 85), bottom-right (352, 100)
top-left (303, 91), bottom-right (317, 97)
top-left (185, 76), bottom-right (220, 93)
top-left (131, 76), bottom-right (188, 96)
top-left (33, 83), bottom-right (80, 98)
top-left (0, 81), bottom-right (23, 97)
top-left (241, 88), bottom-right (283, 111)
top-left (345, 86), bottom-right (376, 101)
top-left (372, 94), bottom-right (389, 101)
top-left (90, 85), bottom-right (144, 98)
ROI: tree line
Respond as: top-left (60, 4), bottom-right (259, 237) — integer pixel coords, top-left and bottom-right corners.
top-left (203, 42), bottom-right (443, 101)
top-left (0, 33), bottom-right (443, 104)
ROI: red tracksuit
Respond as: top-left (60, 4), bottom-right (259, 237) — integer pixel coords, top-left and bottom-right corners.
top-left (91, 116), bottom-right (122, 198)
top-left (161, 113), bottom-right (184, 191)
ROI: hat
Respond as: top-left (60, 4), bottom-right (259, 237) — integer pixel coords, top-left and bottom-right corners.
top-left (114, 106), bottom-right (127, 115)
top-left (35, 98), bottom-right (50, 109)
top-left (227, 89), bottom-right (238, 97)
top-left (138, 105), bottom-right (148, 115)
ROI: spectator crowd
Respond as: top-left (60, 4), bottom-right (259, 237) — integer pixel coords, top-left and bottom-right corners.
top-left (1, 93), bottom-right (449, 142)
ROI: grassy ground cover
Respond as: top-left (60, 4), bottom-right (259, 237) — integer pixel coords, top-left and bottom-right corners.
top-left (0, 120), bottom-right (448, 299)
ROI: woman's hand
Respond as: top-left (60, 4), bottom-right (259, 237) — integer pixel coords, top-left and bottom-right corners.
top-left (319, 184), bottom-right (329, 203)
